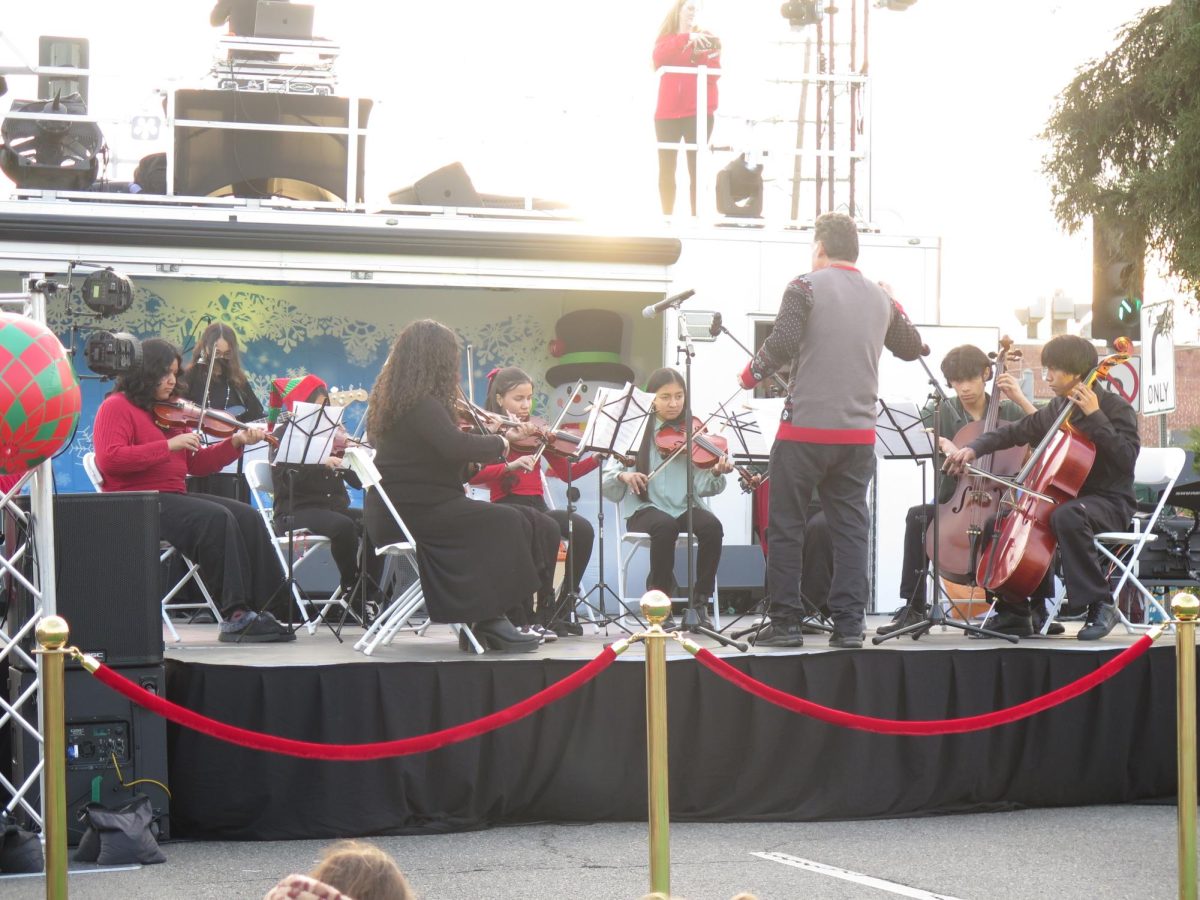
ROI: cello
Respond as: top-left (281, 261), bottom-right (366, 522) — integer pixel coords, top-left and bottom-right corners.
top-left (974, 338), bottom-right (1132, 598)
top-left (924, 337), bottom-right (1027, 584)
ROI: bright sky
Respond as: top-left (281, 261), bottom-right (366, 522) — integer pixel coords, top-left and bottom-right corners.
top-left (3, 0), bottom-right (1184, 337)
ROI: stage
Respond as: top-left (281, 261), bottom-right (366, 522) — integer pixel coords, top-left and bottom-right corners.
top-left (160, 615), bottom-right (1181, 842)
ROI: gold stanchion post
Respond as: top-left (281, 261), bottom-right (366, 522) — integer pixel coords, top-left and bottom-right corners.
top-left (641, 590), bottom-right (672, 896)
top-left (35, 615), bottom-right (70, 900)
top-left (1175, 593), bottom-right (1198, 900)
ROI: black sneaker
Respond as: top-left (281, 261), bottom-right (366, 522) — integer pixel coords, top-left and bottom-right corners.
top-left (875, 605), bottom-right (928, 636)
top-left (972, 606), bottom-right (1034, 639)
top-left (754, 621), bottom-right (804, 648)
top-left (828, 630), bottom-right (864, 649)
top-left (1031, 605), bottom-right (1066, 636)
top-left (218, 610), bottom-right (296, 643)
top-left (1077, 602), bottom-right (1118, 641)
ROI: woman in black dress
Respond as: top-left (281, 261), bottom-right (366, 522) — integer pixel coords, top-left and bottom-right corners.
top-left (363, 319), bottom-right (542, 653)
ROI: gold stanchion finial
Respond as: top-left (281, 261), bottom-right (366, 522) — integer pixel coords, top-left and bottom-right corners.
top-left (641, 589), bottom-right (672, 627)
top-left (35, 614), bottom-right (70, 651)
top-left (1173, 592), bottom-right (1200, 621)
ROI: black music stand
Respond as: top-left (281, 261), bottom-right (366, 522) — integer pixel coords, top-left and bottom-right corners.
top-left (576, 383), bottom-right (656, 632)
top-left (252, 400), bottom-right (342, 642)
top-left (871, 393), bottom-right (1015, 644)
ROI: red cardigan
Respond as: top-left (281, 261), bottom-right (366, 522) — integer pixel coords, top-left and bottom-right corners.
top-left (93, 392), bottom-right (242, 493)
top-left (470, 450), bottom-right (600, 501)
top-left (654, 32), bottom-right (721, 120)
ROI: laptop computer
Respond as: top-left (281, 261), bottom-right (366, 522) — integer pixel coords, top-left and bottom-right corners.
top-left (253, 1), bottom-right (315, 40)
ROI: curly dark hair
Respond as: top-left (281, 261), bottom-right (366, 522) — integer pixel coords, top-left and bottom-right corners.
top-left (366, 320), bottom-right (461, 438)
top-left (814, 212), bottom-right (860, 263)
top-left (115, 338), bottom-right (183, 411)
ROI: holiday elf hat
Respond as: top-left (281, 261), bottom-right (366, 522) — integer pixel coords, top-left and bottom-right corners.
top-left (267, 374), bottom-right (328, 424)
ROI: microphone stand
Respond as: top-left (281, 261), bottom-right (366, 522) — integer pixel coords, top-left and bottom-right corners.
top-left (675, 311), bottom-right (747, 652)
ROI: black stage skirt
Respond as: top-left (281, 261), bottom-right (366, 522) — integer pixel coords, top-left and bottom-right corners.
top-left (365, 493), bottom-right (539, 624)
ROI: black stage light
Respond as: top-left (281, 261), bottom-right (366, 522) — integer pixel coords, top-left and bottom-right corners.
top-left (82, 268), bottom-right (134, 316)
top-left (716, 154), bottom-right (764, 218)
top-left (0, 93), bottom-right (104, 190)
top-left (781, 0), bottom-right (821, 28)
top-left (84, 331), bottom-right (142, 378)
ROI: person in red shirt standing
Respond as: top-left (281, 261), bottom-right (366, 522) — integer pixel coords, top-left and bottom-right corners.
top-left (93, 338), bottom-right (290, 643)
top-left (471, 366), bottom-right (602, 638)
top-left (654, 0), bottom-right (721, 216)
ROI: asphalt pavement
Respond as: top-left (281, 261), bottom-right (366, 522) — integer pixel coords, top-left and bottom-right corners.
top-left (0, 804), bottom-right (1185, 899)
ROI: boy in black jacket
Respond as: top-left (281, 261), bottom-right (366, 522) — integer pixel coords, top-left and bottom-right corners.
top-left (944, 335), bottom-right (1139, 640)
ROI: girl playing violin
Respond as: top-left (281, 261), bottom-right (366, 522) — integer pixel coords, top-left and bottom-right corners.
top-left (363, 320), bottom-right (546, 653)
top-left (601, 367), bottom-right (732, 627)
top-left (184, 323), bottom-right (264, 423)
top-left (267, 375), bottom-right (383, 611)
top-left (470, 366), bottom-right (601, 638)
top-left (93, 338), bottom-right (290, 643)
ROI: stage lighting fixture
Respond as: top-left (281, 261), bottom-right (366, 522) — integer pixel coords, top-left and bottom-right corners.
top-left (716, 154), bottom-right (764, 218)
top-left (0, 93), bottom-right (104, 190)
top-left (781, 0), bottom-right (821, 28)
top-left (81, 268), bottom-right (134, 316)
top-left (84, 331), bottom-right (141, 378)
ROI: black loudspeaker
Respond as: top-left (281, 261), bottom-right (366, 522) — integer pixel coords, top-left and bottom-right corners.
top-left (5, 492), bottom-right (162, 668)
top-left (9, 666), bottom-right (169, 845)
top-left (173, 89), bottom-right (372, 202)
top-left (388, 162), bottom-right (482, 208)
top-left (716, 154), bottom-right (764, 218)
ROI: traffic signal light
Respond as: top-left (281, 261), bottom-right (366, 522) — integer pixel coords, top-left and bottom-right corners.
top-left (1092, 217), bottom-right (1144, 344)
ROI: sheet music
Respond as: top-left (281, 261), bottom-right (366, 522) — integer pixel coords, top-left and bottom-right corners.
top-left (277, 400), bottom-right (342, 466)
top-left (874, 398), bottom-right (935, 460)
top-left (579, 384), bottom-right (655, 459)
top-left (748, 399), bottom-right (786, 454)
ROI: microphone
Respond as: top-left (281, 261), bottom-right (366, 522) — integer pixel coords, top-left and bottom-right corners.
top-left (708, 311), bottom-right (723, 338)
top-left (642, 288), bottom-right (695, 319)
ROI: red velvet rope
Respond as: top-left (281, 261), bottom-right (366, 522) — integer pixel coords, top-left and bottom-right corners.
top-left (89, 646), bottom-right (618, 760)
top-left (693, 635), bottom-right (1155, 735)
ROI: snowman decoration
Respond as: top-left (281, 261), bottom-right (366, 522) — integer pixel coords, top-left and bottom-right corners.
top-left (542, 310), bottom-right (636, 595)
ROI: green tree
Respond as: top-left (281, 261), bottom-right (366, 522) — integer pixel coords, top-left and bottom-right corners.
top-left (1042, 2), bottom-right (1200, 310)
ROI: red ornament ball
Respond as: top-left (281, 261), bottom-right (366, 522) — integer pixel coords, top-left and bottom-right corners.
top-left (548, 338), bottom-right (566, 358)
top-left (0, 313), bottom-right (81, 475)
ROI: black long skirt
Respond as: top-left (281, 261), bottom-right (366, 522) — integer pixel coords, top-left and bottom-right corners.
top-left (364, 492), bottom-right (539, 624)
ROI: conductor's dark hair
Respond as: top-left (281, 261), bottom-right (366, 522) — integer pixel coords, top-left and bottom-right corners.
top-left (814, 212), bottom-right (859, 263)
top-left (1041, 334), bottom-right (1098, 379)
top-left (116, 338), bottom-right (182, 411)
top-left (940, 345), bottom-right (992, 385)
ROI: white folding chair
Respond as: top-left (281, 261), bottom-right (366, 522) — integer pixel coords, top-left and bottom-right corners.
top-left (1039, 446), bottom-right (1186, 634)
top-left (83, 452), bottom-right (223, 642)
top-left (1093, 446), bottom-right (1187, 633)
top-left (615, 501), bottom-right (721, 627)
top-left (244, 459), bottom-right (360, 635)
top-left (342, 447), bottom-right (484, 655)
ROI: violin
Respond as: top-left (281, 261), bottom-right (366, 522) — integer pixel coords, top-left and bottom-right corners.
top-left (653, 416), bottom-right (760, 489)
top-left (153, 400), bottom-right (279, 448)
top-left (974, 338), bottom-right (1133, 598)
top-left (452, 395), bottom-right (527, 437)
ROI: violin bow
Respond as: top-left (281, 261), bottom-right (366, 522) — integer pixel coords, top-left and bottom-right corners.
top-left (528, 378), bottom-right (584, 466)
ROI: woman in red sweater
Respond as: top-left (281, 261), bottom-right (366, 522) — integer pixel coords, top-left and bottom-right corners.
top-left (654, 0), bottom-right (721, 215)
top-left (93, 339), bottom-right (289, 643)
top-left (471, 367), bottom-right (601, 637)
